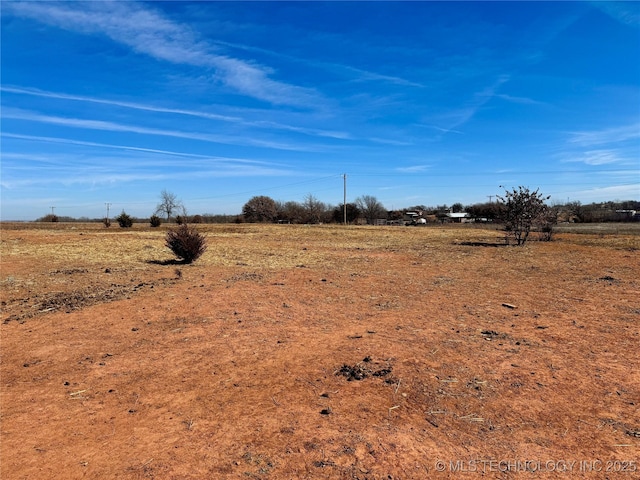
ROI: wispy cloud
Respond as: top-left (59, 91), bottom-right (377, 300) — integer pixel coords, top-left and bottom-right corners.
top-left (560, 184), bottom-right (640, 202)
top-left (368, 137), bottom-right (413, 146)
top-left (1, 133), bottom-right (278, 166)
top-left (396, 165), bottom-right (432, 173)
top-left (5, 1), bottom-right (322, 108)
top-left (212, 38), bottom-right (426, 88)
top-left (1, 166), bottom-right (290, 190)
top-left (2, 85), bottom-right (349, 139)
top-left (413, 124), bottom-right (464, 136)
top-left (493, 93), bottom-right (543, 105)
top-left (558, 122), bottom-right (640, 167)
top-left (244, 120), bottom-right (351, 140)
top-left (2, 108), bottom-right (325, 152)
top-left (569, 149), bottom-right (626, 165)
top-left (591, 2), bottom-right (640, 28)
top-left (431, 75), bottom-right (511, 132)
top-left (1, 85), bottom-right (240, 122)
top-left (1, 150), bottom-right (293, 189)
top-left (568, 122), bottom-right (640, 147)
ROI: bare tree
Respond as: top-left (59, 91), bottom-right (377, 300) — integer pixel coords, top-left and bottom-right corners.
top-left (279, 200), bottom-right (306, 224)
top-left (156, 190), bottom-right (182, 221)
top-left (355, 195), bottom-right (386, 225)
top-left (302, 194), bottom-right (327, 224)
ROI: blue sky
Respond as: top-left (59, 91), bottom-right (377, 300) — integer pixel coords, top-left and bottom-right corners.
top-left (1, 1), bottom-right (639, 221)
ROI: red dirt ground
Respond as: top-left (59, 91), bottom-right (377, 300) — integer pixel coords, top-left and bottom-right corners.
top-left (1, 223), bottom-right (638, 479)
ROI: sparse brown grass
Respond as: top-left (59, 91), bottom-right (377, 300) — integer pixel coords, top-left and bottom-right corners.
top-left (1, 222), bottom-right (639, 479)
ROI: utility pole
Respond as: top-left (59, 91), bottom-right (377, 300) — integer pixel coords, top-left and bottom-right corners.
top-left (50, 206), bottom-right (55, 216)
top-left (105, 203), bottom-right (112, 222)
top-left (343, 174), bottom-right (347, 225)
top-left (487, 195), bottom-right (494, 203)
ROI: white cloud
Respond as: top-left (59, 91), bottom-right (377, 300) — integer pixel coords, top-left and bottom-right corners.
top-left (0, 86), bottom-right (240, 122)
top-left (368, 137), bottom-right (413, 146)
top-left (429, 75), bottom-right (511, 132)
top-left (1, 133), bottom-right (276, 165)
top-left (568, 149), bottom-right (624, 165)
top-left (565, 184), bottom-right (640, 202)
top-left (5, 1), bottom-right (323, 108)
top-left (561, 123), bottom-right (640, 168)
top-left (494, 93), bottom-right (543, 105)
top-left (413, 124), bottom-right (464, 136)
top-left (2, 108), bottom-right (324, 152)
top-left (396, 165), bottom-right (432, 173)
top-left (212, 32), bottom-right (426, 88)
top-left (568, 123), bottom-right (640, 147)
top-left (2, 85), bottom-right (350, 139)
top-left (591, 2), bottom-right (640, 28)
top-left (1, 153), bottom-right (293, 189)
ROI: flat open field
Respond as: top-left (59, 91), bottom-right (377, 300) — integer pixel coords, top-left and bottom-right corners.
top-left (1, 223), bottom-right (639, 479)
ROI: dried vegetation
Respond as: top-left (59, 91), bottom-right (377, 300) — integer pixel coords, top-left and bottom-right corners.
top-left (1, 222), bottom-right (638, 479)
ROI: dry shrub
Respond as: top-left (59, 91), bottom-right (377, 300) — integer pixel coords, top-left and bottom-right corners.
top-left (116, 211), bottom-right (133, 228)
top-left (150, 215), bottom-right (162, 227)
top-left (165, 224), bottom-right (207, 263)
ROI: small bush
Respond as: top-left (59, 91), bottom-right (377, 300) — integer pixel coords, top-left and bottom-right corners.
top-left (165, 224), bottom-right (207, 263)
top-left (536, 207), bottom-right (559, 242)
top-left (116, 211), bottom-right (133, 228)
top-left (150, 215), bottom-right (162, 227)
top-left (191, 214), bottom-right (203, 224)
top-left (175, 215), bottom-right (186, 225)
top-left (103, 217), bottom-right (111, 228)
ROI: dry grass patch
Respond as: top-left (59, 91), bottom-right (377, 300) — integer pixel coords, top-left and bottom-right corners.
top-left (1, 221), bottom-right (638, 479)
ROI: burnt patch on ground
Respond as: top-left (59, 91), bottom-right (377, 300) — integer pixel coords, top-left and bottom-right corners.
top-left (2, 278), bottom-right (178, 324)
top-left (336, 357), bottom-right (393, 382)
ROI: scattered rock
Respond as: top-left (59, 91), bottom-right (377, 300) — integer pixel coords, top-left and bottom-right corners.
top-left (481, 330), bottom-right (500, 337)
top-left (338, 364), bottom-right (368, 381)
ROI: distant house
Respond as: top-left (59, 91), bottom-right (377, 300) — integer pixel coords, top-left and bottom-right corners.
top-left (446, 212), bottom-right (471, 223)
top-left (616, 210), bottom-right (639, 221)
top-left (404, 211), bottom-right (427, 225)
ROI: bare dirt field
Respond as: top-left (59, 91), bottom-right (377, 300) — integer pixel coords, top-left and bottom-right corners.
top-left (1, 222), bottom-right (639, 479)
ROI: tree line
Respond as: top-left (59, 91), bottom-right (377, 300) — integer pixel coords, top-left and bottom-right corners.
top-left (36, 190), bottom-right (639, 226)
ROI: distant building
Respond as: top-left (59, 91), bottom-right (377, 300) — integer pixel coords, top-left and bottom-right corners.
top-left (404, 211), bottom-right (427, 225)
top-left (446, 212), bottom-right (471, 223)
